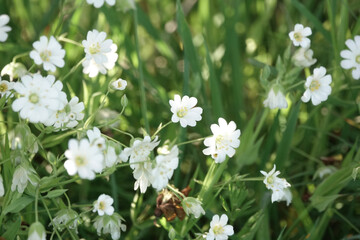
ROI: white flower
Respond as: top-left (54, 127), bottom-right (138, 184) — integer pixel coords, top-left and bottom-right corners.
top-left (203, 118), bottom-right (241, 163)
top-left (82, 29), bottom-right (118, 77)
top-left (182, 197), bottom-right (205, 218)
top-left (289, 24), bottom-right (312, 48)
top-left (120, 136), bottom-right (160, 193)
top-left (260, 165), bottom-right (292, 205)
top-left (151, 146), bottom-right (179, 191)
top-left (64, 138), bottom-right (104, 180)
top-left (120, 136), bottom-right (160, 166)
top-left (87, 127), bottom-right (106, 151)
top-left (94, 213), bottom-right (126, 240)
top-left (1, 62), bottom-right (27, 81)
top-left (52, 209), bottom-right (79, 232)
top-left (301, 66), bottom-right (332, 105)
top-left (292, 47), bottom-right (317, 67)
top-left (340, 36), bottom-right (360, 80)
top-left (206, 214), bottom-right (234, 240)
top-left (44, 96), bottom-right (85, 130)
top-left (111, 78), bottom-right (127, 90)
top-left (11, 164), bottom-right (38, 193)
top-left (86, 0), bottom-right (115, 8)
top-left (30, 36), bottom-right (65, 72)
top-left (0, 78), bottom-right (14, 99)
top-left (169, 94), bottom-right (203, 127)
top-left (12, 74), bottom-right (66, 123)
top-left (314, 165), bottom-right (337, 179)
top-left (104, 145), bottom-right (118, 168)
top-left (28, 222), bottom-right (46, 240)
top-left (93, 194), bottom-right (115, 216)
top-left (0, 14), bottom-right (11, 42)
top-left (271, 188), bottom-right (292, 206)
top-left (263, 87), bottom-right (288, 110)
top-left (0, 174), bottom-right (4, 197)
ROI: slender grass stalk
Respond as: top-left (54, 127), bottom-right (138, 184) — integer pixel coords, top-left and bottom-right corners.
top-left (133, 8), bottom-right (149, 133)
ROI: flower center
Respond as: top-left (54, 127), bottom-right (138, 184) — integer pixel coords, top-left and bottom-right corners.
top-left (98, 201), bottom-right (105, 210)
top-left (267, 176), bottom-right (274, 184)
top-left (177, 107), bottom-right (188, 118)
top-left (75, 156), bottom-right (86, 166)
top-left (213, 224), bottom-right (224, 235)
top-left (29, 93), bottom-right (39, 104)
top-left (215, 135), bottom-right (225, 149)
top-left (310, 80), bottom-right (320, 91)
top-left (356, 55), bottom-right (360, 64)
top-left (116, 81), bottom-right (122, 88)
top-left (293, 32), bottom-right (303, 42)
top-left (40, 50), bottom-right (52, 62)
top-left (89, 43), bottom-right (101, 54)
top-left (0, 83), bottom-right (8, 92)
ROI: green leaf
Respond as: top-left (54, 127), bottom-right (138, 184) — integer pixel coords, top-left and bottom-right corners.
top-left (2, 215), bottom-right (21, 240)
top-left (3, 195), bottom-right (34, 214)
top-left (44, 189), bottom-right (68, 199)
top-left (275, 102), bottom-right (301, 170)
top-left (236, 210), bottom-right (264, 240)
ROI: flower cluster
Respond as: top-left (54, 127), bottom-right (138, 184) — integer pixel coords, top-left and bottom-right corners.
top-left (260, 165), bottom-right (292, 205)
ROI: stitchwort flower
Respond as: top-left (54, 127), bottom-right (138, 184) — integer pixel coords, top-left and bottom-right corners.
top-left (82, 29), bottom-right (118, 77)
top-left (289, 24), bottom-right (312, 48)
top-left (203, 118), bottom-right (241, 163)
top-left (292, 47), bottom-right (317, 67)
top-left (12, 74), bottom-right (67, 123)
top-left (263, 87), bottom-right (288, 110)
top-left (340, 35), bottom-right (360, 80)
top-left (111, 78), bottom-right (127, 90)
top-left (0, 14), bottom-right (11, 42)
top-left (64, 138), bottom-right (104, 180)
top-left (260, 165), bottom-right (292, 205)
top-left (0, 78), bottom-right (14, 99)
top-left (301, 66), bottom-right (332, 106)
top-left (94, 213), bottom-right (126, 240)
top-left (93, 194), bottom-right (115, 216)
top-left (28, 222), bottom-right (46, 240)
top-left (30, 36), bottom-right (65, 72)
top-left (169, 94), bottom-right (203, 127)
top-left (182, 197), bottom-right (205, 219)
top-left (206, 214), bottom-right (234, 240)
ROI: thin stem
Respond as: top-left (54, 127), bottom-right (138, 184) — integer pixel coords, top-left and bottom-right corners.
top-left (167, 184), bottom-right (185, 199)
top-left (12, 52), bottom-right (30, 62)
top-left (58, 36), bottom-right (83, 47)
top-left (333, 208), bottom-right (360, 234)
top-left (285, 80), bottom-right (306, 91)
top-left (152, 121), bottom-right (172, 138)
top-left (35, 187), bottom-right (39, 222)
top-left (177, 137), bottom-right (206, 147)
top-left (60, 58), bottom-right (85, 82)
top-left (111, 174), bottom-right (119, 211)
top-left (41, 197), bottom-right (62, 239)
top-left (133, 8), bottom-right (149, 133)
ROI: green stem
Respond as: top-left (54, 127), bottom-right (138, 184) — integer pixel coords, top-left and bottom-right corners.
top-left (41, 197), bottom-right (62, 239)
top-left (12, 52), bottom-right (30, 62)
top-left (60, 58), bottom-right (85, 82)
top-left (177, 137), bottom-right (206, 147)
top-left (285, 80), bottom-right (306, 91)
top-left (167, 184), bottom-right (186, 199)
top-left (333, 208), bottom-right (360, 234)
top-left (58, 36), bottom-right (83, 47)
top-left (152, 121), bottom-right (172, 139)
top-left (133, 8), bottom-right (149, 133)
top-left (111, 174), bottom-right (119, 211)
top-left (35, 187), bottom-right (39, 222)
